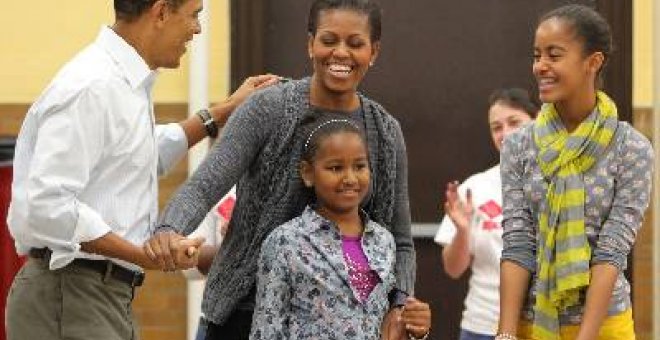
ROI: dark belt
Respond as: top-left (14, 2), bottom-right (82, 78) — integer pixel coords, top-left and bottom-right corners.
top-left (29, 248), bottom-right (145, 287)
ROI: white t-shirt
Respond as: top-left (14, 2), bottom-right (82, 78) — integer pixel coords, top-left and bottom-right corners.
top-left (435, 165), bottom-right (503, 335)
top-left (182, 186), bottom-right (236, 280)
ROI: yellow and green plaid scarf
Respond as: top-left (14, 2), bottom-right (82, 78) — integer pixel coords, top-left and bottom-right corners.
top-left (532, 91), bottom-right (618, 340)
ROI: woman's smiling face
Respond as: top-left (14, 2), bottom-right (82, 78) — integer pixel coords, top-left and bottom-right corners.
top-left (308, 8), bottom-right (379, 99)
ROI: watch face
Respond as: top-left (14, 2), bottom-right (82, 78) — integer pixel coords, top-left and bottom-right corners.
top-left (196, 109), bottom-right (217, 138)
top-left (198, 108), bottom-right (211, 121)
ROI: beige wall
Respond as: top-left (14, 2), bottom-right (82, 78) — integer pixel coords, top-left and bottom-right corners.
top-left (632, 1), bottom-right (655, 339)
top-left (0, 1), bottom-right (230, 104)
top-left (634, 0), bottom-right (653, 108)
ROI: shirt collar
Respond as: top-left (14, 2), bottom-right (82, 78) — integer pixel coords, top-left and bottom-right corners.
top-left (95, 26), bottom-right (159, 90)
top-left (301, 205), bottom-right (376, 236)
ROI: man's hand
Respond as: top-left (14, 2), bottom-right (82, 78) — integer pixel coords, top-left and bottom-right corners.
top-left (210, 74), bottom-right (280, 126)
top-left (143, 231), bottom-right (205, 271)
top-left (172, 237), bottom-right (205, 270)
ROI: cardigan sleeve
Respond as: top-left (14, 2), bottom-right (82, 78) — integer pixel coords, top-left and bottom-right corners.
top-left (390, 120), bottom-right (416, 294)
top-left (156, 86), bottom-right (282, 235)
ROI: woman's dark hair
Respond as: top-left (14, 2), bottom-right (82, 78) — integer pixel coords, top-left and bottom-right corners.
top-left (488, 88), bottom-right (539, 118)
top-left (299, 113), bottom-right (368, 163)
top-left (540, 4), bottom-right (612, 79)
top-left (308, 0), bottom-right (382, 42)
top-left (114, 0), bottom-right (185, 22)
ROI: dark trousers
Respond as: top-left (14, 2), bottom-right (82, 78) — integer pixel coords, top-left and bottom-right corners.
top-left (205, 308), bottom-right (254, 340)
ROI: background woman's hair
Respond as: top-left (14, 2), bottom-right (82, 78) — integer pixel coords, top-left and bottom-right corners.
top-left (299, 112), bottom-right (367, 163)
top-left (307, 0), bottom-right (383, 42)
top-left (488, 88), bottom-right (539, 118)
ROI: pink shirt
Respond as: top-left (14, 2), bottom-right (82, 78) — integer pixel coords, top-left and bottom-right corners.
top-left (341, 235), bottom-right (380, 303)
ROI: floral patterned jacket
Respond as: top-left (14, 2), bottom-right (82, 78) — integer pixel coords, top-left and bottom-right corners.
top-left (250, 206), bottom-right (396, 339)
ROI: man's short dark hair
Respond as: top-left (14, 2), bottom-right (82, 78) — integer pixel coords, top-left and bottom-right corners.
top-left (114, 0), bottom-right (186, 22)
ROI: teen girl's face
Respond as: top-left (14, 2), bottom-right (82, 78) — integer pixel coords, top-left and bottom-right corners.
top-left (533, 18), bottom-right (602, 105)
top-left (308, 9), bottom-right (379, 100)
top-left (488, 102), bottom-right (532, 153)
top-left (303, 132), bottom-right (370, 216)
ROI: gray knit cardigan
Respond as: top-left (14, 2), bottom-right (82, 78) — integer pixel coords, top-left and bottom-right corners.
top-left (157, 77), bottom-right (415, 325)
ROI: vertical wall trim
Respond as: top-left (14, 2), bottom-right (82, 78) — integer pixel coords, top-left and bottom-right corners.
top-left (652, 0), bottom-right (660, 339)
top-left (653, 0), bottom-right (660, 336)
top-left (187, 1), bottom-right (211, 339)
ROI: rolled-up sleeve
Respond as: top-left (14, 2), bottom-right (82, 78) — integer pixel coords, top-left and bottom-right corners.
top-left (592, 131), bottom-right (653, 271)
top-left (500, 130), bottom-right (537, 273)
top-left (155, 123), bottom-right (188, 176)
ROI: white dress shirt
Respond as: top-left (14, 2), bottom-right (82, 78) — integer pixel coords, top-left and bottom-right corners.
top-left (8, 26), bottom-right (188, 270)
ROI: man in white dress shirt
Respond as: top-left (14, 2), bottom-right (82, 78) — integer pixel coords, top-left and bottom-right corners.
top-left (5, 1), bottom-right (277, 339)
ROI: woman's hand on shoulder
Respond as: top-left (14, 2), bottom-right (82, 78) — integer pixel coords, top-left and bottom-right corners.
top-left (227, 75), bottom-right (281, 110)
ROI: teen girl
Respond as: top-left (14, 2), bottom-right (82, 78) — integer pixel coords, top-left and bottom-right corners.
top-left (497, 5), bottom-right (653, 340)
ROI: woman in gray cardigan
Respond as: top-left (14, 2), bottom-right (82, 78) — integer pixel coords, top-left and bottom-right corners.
top-left (148, 1), bottom-right (415, 339)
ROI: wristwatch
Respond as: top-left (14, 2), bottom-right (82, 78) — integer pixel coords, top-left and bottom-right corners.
top-left (196, 108), bottom-right (219, 138)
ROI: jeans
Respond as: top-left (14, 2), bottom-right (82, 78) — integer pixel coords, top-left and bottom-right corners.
top-left (459, 329), bottom-right (495, 340)
top-left (194, 317), bottom-right (208, 340)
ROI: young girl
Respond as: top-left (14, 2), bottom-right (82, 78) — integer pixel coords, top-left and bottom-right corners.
top-left (250, 115), bottom-right (431, 340)
top-left (497, 5), bottom-right (653, 340)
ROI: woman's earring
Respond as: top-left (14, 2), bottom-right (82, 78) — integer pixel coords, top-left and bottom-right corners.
top-left (369, 60), bottom-right (375, 67)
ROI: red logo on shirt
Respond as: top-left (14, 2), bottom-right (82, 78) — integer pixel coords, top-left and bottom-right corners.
top-left (478, 200), bottom-right (501, 231)
top-left (217, 196), bottom-right (236, 220)
top-left (479, 200), bottom-right (502, 219)
top-left (482, 221), bottom-right (499, 231)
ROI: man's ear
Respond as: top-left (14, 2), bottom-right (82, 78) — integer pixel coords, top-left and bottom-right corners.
top-left (149, 0), bottom-right (171, 26)
top-left (300, 161), bottom-right (314, 188)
